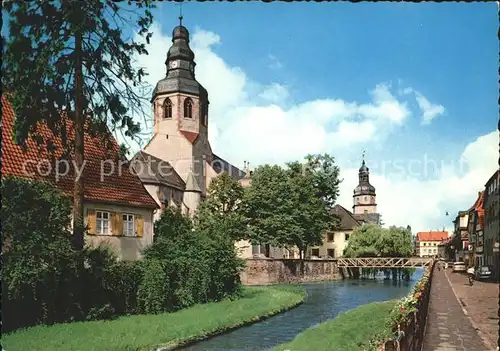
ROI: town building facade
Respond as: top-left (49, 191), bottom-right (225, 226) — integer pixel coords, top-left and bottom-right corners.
top-left (415, 231), bottom-right (449, 258)
top-left (2, 97), bottom-right (159, 261)
top-left (452, 211), bottom-right (470, 263)
top-left (483, 170), bottom-right (499, 277)
top-left (467, 191), bottom-right (485, 268)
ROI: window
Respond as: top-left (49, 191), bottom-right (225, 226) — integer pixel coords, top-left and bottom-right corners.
top-left (327, 233), bottom-right (334, 242)
top-left (311, 248), bottom-right (320, 257)
top-left (364, 196), bottom-right (367, 201)
top-left (184, 98), bottom-right (193, 118)
top-left (345, 233), bottom-right (350, 241)
top-left (327, 249), bottom-right (334, 258)
top-left (96, 211), bottom-right (110, 234)
top-left (423, 243), bottom-right (426, 246)
top-left (122, 214), bottom-right (135, 236)
top-left (364, 210), bottom-right (368, 214)
top-left (163, 98), bottom-right (173, 118)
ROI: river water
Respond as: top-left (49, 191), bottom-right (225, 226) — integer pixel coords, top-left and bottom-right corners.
top-left (180, 269), bottom-right (423, 351)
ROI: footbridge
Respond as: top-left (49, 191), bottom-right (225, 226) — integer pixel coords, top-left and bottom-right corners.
top-left (337, 257), bottom-right (433, 268)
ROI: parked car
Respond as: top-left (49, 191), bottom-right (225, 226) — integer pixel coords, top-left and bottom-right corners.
top-left (475, 266), bottom-right (492, 281)
top-left (452, 262), bottom-right (466, 272)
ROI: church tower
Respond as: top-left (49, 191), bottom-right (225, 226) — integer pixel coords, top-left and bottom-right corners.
top-left (353, 154), bottom-right (377, 215)
top-left (145, 17), bottom-right (212, 201)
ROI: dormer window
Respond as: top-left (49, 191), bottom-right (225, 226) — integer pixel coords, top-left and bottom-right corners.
top-left (163, 98), bottom-right (172, 119)
top-left (184, 98), bottom-right (193, 118)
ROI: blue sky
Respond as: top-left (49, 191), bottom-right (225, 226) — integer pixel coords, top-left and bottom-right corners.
top-left (3, 2), bottom-right (498, 233)
top-left (140, 2), bottom-right (498, 232)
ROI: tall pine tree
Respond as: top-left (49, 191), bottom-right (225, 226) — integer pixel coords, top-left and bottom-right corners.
top-left (3, 0), bottom-right (155, 249)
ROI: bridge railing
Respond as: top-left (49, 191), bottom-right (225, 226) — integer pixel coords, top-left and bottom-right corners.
top-left (337, 257), bottom-right (433, 268)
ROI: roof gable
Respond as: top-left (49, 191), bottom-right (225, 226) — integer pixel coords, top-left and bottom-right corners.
top-left (331, 204), bottom-right (362, 230)
top-left (2, 97), bottom-right (158, 208)
top-left (131, 151), bottom-right (185, 190)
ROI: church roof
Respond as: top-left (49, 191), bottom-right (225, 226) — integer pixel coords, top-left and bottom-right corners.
top-left (185, 169), bottom-right (202, 192)
top-left (354, 159), bottom-right (376, 196)
top-left (152, 23), bottom-right (208, 101)
top-left (330, 204), bottom-right (362, 230)
top-left (211, 153), bottom-right (246, 181)
top-left (131, 151), bottom-right (186, 190)
top-left (353, 213), bottom-right (381, 225)
top-left (2, 97), bottom-right (158, 209)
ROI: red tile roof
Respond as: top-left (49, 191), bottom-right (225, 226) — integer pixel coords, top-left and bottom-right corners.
top-left (2, 97), bottom-right (158, 208)
top-left (416, 231), bottom-right (449, 242)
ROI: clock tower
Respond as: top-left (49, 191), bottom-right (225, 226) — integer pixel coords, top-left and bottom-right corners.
top-left (145, 17), bottom-right (212, 203)
top-left (353, 155), bottom-right (377, 215)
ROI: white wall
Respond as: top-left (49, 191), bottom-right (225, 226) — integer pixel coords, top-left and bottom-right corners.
top-left (84, 202), bottom-right (155, 261)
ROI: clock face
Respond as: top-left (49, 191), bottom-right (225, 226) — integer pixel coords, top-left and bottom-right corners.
top-left (189, 63), bottom-right (194, 72)
top-left (169, 61), bottom-right (178, 69)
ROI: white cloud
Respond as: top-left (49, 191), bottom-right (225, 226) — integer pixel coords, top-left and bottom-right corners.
top-left (127, 22), bottom-right (496, 233)
top-left (402, 87), bottom-right (445, 125)
top-left (337, 131), bottom-right (498, 233)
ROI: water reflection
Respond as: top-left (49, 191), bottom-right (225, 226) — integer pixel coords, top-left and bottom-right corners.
top-left (181, 269), bottom-right (423, 351)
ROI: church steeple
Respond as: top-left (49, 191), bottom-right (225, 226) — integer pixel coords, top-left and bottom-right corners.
top-left (151, 17), bottom-right (208, 103)
top-left (353, 151), bottom-right (377, 215)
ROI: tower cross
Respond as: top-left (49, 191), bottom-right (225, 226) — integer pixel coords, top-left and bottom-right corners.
top-left (362, 150), bottom-right (366, 162)
top-left (176, 2), bottom-right (183, 26)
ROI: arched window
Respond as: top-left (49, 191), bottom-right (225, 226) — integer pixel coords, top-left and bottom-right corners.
top-left (184, 98), bottom-right (193, 118)
top-left (163, 98), bottom-right (172, 119)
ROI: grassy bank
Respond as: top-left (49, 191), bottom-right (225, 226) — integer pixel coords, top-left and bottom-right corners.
top-left (273, 300), bottom-right (397, 351)
top-left (2, 285), bottom-right (306, 351)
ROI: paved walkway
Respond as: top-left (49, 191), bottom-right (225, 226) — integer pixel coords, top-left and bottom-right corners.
top-left (422, 266), bottom-right (493, 351)
top-left (446, 267), bottom-right (498, 349)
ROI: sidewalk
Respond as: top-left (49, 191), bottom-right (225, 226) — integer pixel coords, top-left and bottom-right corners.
top-left (446, 268), bottom-right (498, 350)
top-left (422, 266), bottom-right (492, 351)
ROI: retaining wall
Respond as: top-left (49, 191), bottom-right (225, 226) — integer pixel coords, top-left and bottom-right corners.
top-left (240, 258), bottom-right (342, 285)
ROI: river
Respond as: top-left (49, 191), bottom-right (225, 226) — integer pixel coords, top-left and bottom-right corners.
top-left (180, 269), bottom-right (424, 351)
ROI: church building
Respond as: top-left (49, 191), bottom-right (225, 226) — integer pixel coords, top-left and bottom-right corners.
top-left (308, 158), bottom-right (381, 259)
top-left (132, 21), bottom-right (246, 217)
top-left (132, 20), bottom-right (289, 259)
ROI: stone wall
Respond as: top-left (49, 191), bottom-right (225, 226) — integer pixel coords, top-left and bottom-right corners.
top-left (240, 258), bottom-right (342, 285)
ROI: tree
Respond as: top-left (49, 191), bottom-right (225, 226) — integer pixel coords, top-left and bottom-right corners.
top-left (194, 172), bottom-right (248, 242)
top-left (286, 161), bottom-right (337, 259)
top-left (304, 154), bottom-right (342, 209)
top-left (344, 224), bottom-right (414, 258)
top-left (243, 164), bottom-right (297, 249)
top-left (343, 223), bottom-right (384, 258)
top-left (244, 162), bottom-right (337, 259)
top-left (375, 226), bottom-right (414, 257)
top-left (3, 0), bottom-right (154, 249)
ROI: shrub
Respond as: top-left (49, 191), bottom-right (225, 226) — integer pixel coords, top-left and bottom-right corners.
top-left (139, 207), bottom-right (243, 313)
top-left (1, 177), bottom-right (144, 331)
top-left (137, 259), bottom-right (169, 314)
top-left (103, 259), bottom-right (144, 315)
top-left (1, 176), bottom-right (83, 331)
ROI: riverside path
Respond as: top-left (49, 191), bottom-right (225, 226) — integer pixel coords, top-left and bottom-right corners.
top-left (422, 265), bottom-right (492, 351)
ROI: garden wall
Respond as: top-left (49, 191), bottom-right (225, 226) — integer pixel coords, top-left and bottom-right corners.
top-left (241, 258), bottom-right (342, 285)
